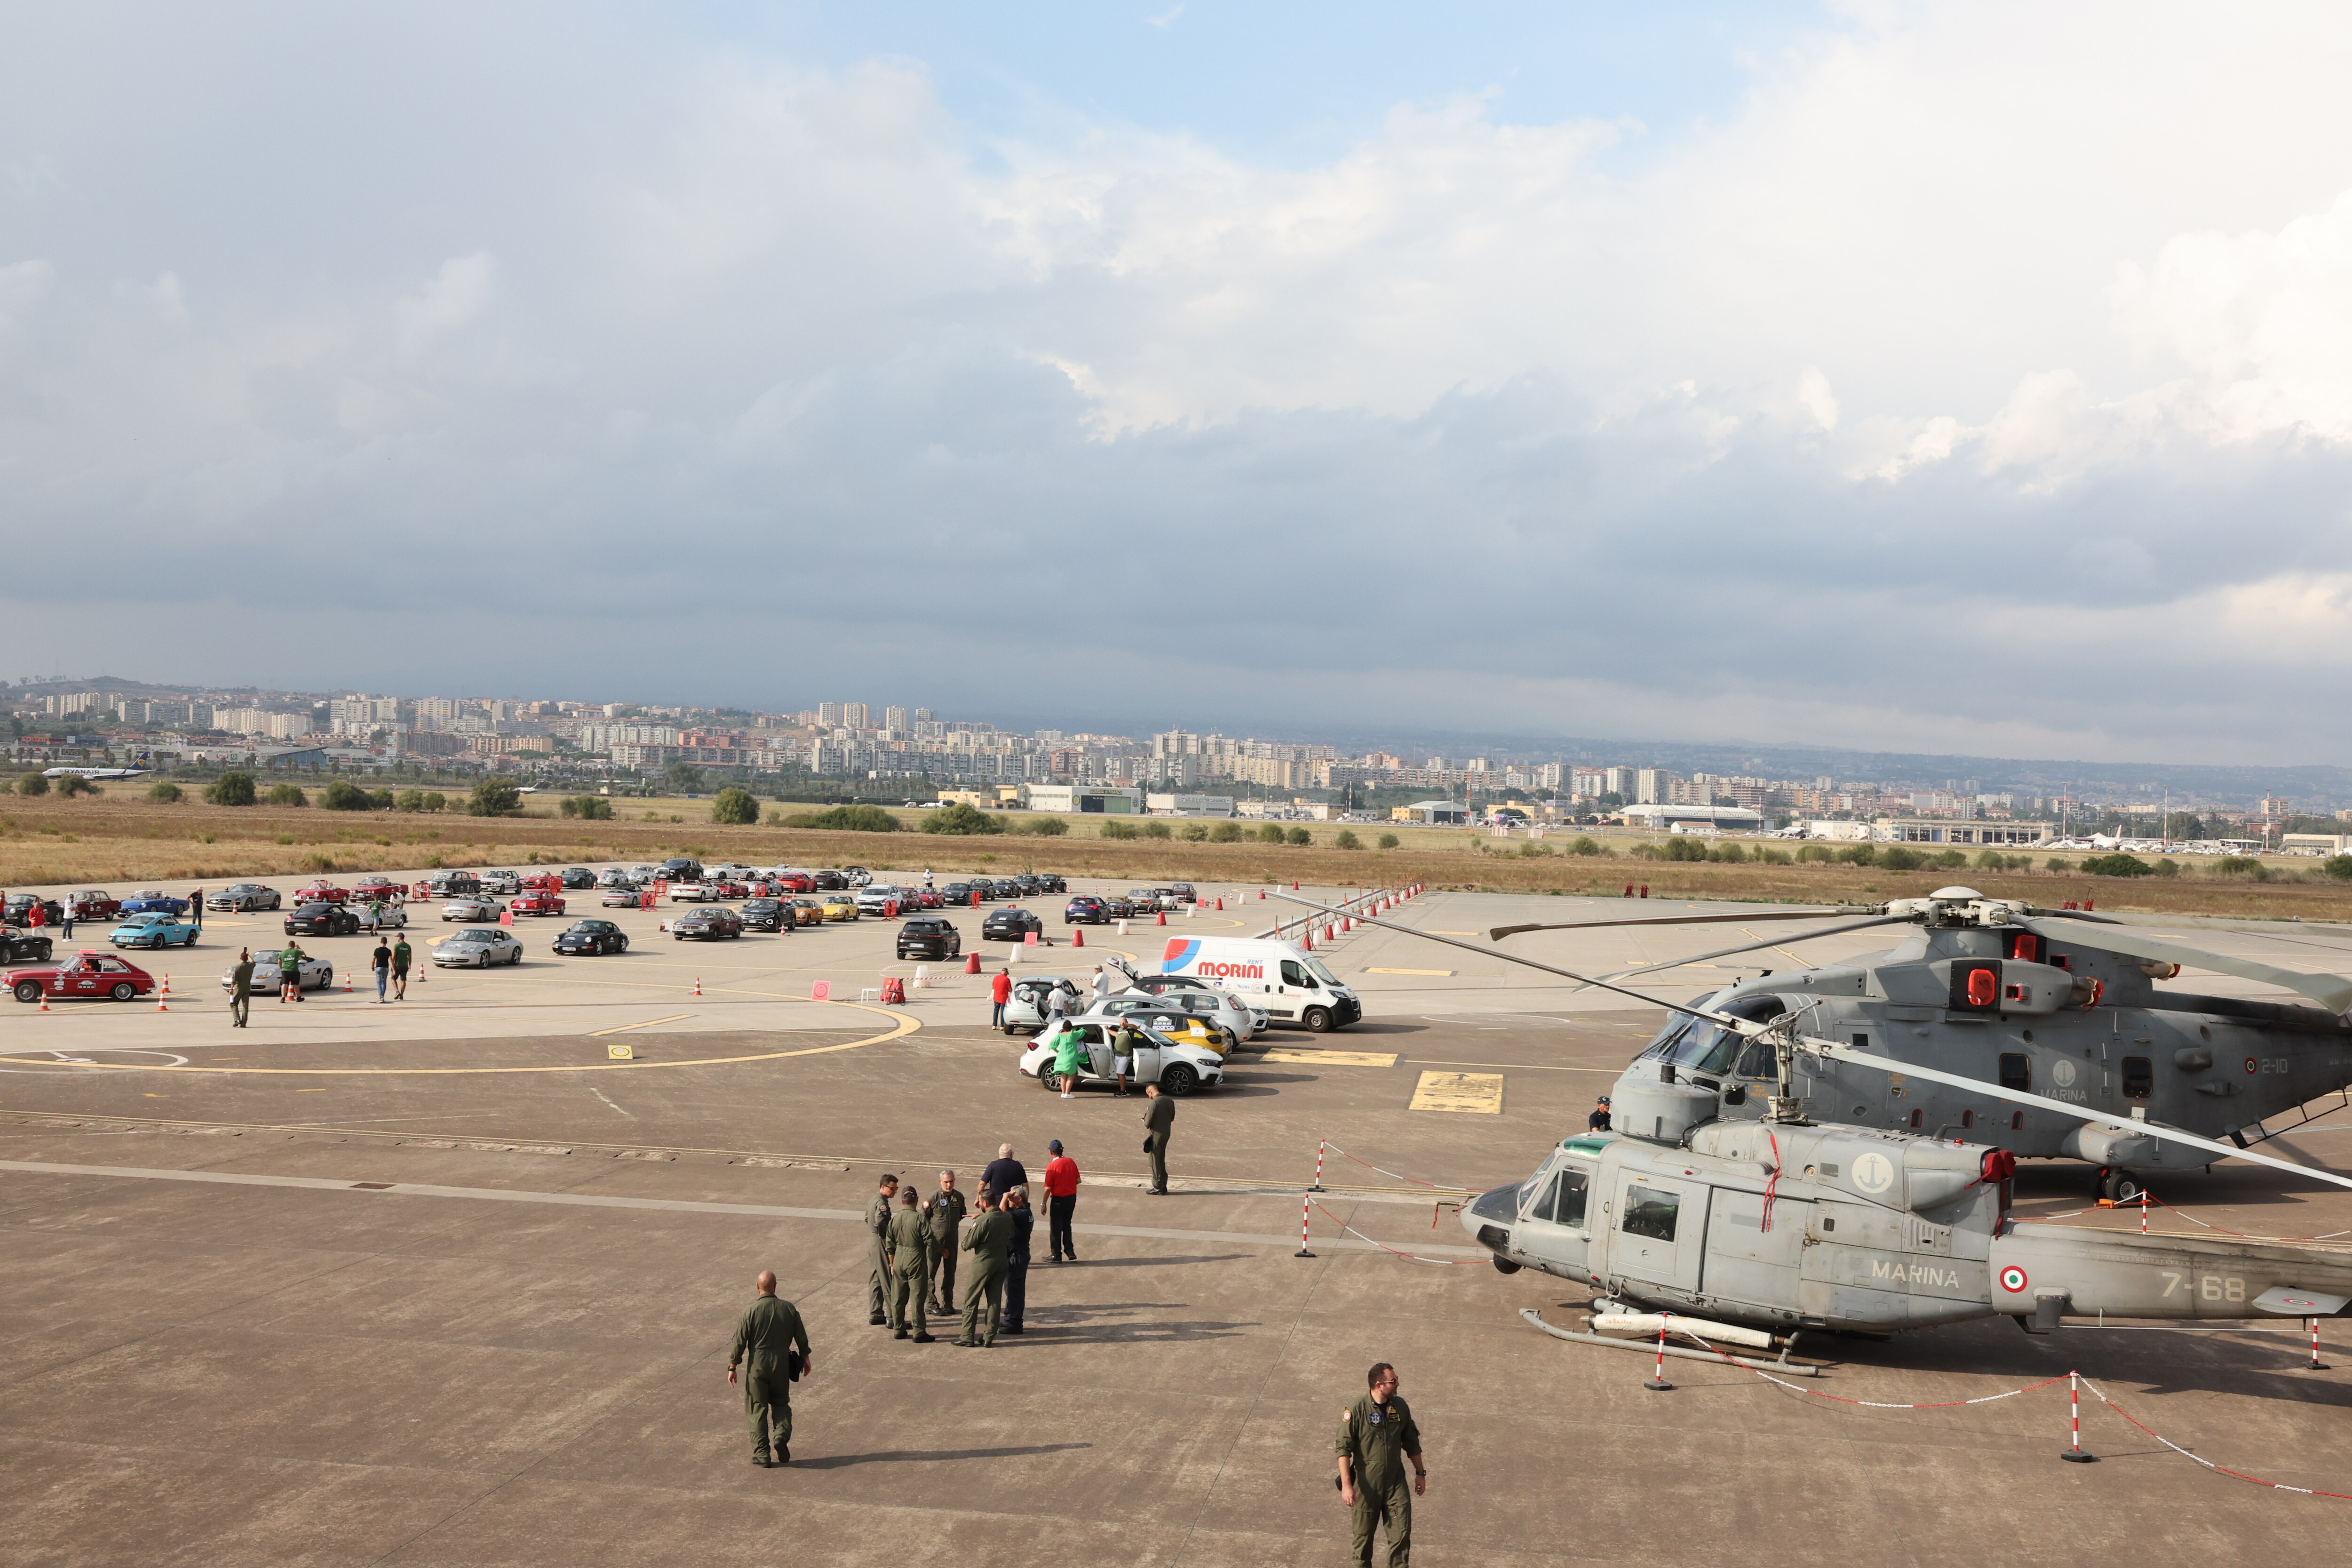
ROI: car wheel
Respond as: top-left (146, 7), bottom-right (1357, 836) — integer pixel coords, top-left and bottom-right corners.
top-left (111, 982), bottom-right (136, 1002)
top-left (1303, 1007), bottom-right (1333, 1033)
top-left (1040, 1068), bottom-right (1064, 1093)
top-left (13, 980), bottom-right (40, 1003)
top-left (1160, 1063), bottom-right (1199, 1097)
top-left (509, 948), bottom-right (522, 965)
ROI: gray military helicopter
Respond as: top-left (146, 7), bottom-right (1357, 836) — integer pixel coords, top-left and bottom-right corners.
top-left (1490, 886), bottom-right (2352, 1203)
top-left (1270, 890), bottom-right (2352, 1349)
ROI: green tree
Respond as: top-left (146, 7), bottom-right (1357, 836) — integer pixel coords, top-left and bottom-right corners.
top-left (1179, 822), bottom-right (1208, 841)
top-left (1142, 821), bottom-right (1172, 840)
top-left (16, 770), bottom-right (48, 796)
top-left (147, 781), bottom-right (183, 803)
top-left (1285, 827), bottom-right (1311, 846)
top-left (320, 779), bottom-right (372, 811)
top-left (1021, 816), bottom-right (1069, 836)
top-left (1256, 823), bottom-right (1286, 844)
top-left (207, 771), bottom-right (256, 806)
top-left (1973, 848), bottom-right (2007, 870)
top-left (711, 787), bottom-right (760, 825)
top-left (468, 779), bottom-right (521, 817)
top-left (664, 759), bottom-right (708, 794)
top-left (2325, 855), bottom-right (2352, 882)
top-left (922, 802), bottom-right (1006, 835)
top-left (782, 804), bottom-right (899, 832)
top-left (1877, 846), bottom-right (1922, 871)
top-left (1795, 843), bottom-right (1832, 863)
top-left (1334, 829), bottom-right (1361, 850)
top-left (561, 794), bottom-right (612, 820)
top-left (56, 773), bottom-right (97, 797)
top-left (2081, 852), bottom-right (2154, 878)
top-left (267, 782), bottom-right (308, 806)
top-left (1834, 844), bottom-right (1878, 866)
top-left (1098, 819), bottom-right (1140, 840)
top-left (1932, 849), bottom-right (1970, 869)
top-left (421, 791), bottom-right (447, 812)
top-left (1211, 821), bottom-right (1244, 843)
top-left (1566, 835), bottom-right (1602, 856)
top-left (1376, 832), bottom-right (1400, 850)
top-left (395, 788), bottom-right (424, 811)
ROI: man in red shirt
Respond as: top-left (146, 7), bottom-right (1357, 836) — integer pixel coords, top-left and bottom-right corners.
top-left (1042, 1138), bottom-right (1081, 1263)
top-left (989, 968), bottom-right (1012, 1029)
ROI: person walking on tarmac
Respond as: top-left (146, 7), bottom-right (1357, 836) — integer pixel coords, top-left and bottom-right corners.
top-left (1000, 1186), bottom-right (1033, 1335)
top-left (726, 1270), bottom-right (812, 1467)
top-left (989, 967), bottom-right (1012, 1029)
top-left (1042, 1139), bottom-right (1081, 1260)
top-left (864, 1172), bottom-right (900, 1326)
top-left (229, 947), bottom-right (255, 1028)
top-left (926, 1170), bottom-right (968, 1313)
top-left (923, 868), bottom-right (934, 892)
top-left (1336, 1361), bottom-right (1425, 1568)
top-left (886, 1186), bottom-right (936, 1342)
top-left (955, 1189), bottom-right (1012, 1346)
top-left (391, 935), bottom-right (412, 1000)
top-left (1142, 1082), bottom-right (1175, 1194)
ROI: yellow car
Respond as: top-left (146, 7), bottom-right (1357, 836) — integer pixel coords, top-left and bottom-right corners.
top-left (787, 898), bottom-right (827, 928)
top-left (819, 896), bottom-right (859, 923)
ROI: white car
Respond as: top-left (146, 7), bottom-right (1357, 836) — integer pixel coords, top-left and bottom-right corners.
top-left (441, 897), bottom-right (503, 923)
top-left (221, 953), bottom-right (334, 993)
top-left (1018, 1018), bottom-right (1223, 1097)
top-left (353, 904), bottom-right (408, 931)
top-left (667, 882), bottom-right (722, 903)
top-left (596, 868), bottom-right (637, 889)
top-left (480, 869), bottom-right (521, 894)
top-left (432, 929), bottom-right (524, 968)
top-left (1086, 989), bottom-right (1264, 1047)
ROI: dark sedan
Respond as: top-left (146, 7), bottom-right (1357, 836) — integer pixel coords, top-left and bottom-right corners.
top-left (553, 919), bottom-right (630, 955)
top-left (284, 902), bottom-right (362, 938)
top-left (738, 898), bottom-right (796, 933)
top-left (989, 879), bottom-right (1022, 899)
top-left (1064, 895), bottom-right (1109, 925)
top-left (896, 917), bottom-right (962, 961)
top-left (560, 867), bottom-right (597, 890)
top-left (982, 907), bottom-right (1044, 942)
top-left (671, 907), bottom-right (744, 941)
top-left (811, 869), bottom-right (850, 891)
top-left (1035, 874), bottom-right (1067, 893)
top-left (3, 896), bottom-right (65, 929)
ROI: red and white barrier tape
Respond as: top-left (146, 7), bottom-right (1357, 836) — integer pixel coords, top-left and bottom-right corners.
top-left (1313, 1138), bottom-right (1467, 1193)
top-left (1307, 1197), bottom-right (1482, 1266)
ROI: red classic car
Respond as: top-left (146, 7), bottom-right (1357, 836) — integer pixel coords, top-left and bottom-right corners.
top-left (294, 880), bottom-right (351, 905)
top-left (350, 876), bottom-right (405, 904)
top-left (704, 878), bottom-right (753, 900)
top-left (767, 870), bottom-right (816, 893)
top-left (64, 891), bottom-right (122, 921)
top-left (7, 950), bottom-right (158, 1003)
top-left (508, 891), bottom-right (568, 917)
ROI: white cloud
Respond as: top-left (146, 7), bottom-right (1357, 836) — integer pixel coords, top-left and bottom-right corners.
top-left (397, 252), bottom-right (495, 358)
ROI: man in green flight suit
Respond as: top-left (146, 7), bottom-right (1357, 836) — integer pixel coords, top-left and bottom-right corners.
top-left (865, 1172), bottom-right (899, 1326)
top-left (955, 1188), bottom-right (1012, 1346)
top-left (1335, 1361), bottom-right (1425, 1568)
top-left (886, 1186), bottom-right (936, 1342)
top-left (727, 1269), bottom-right (812, 1467)
top-left (925, 1169), bottom-right (967, 1314)
top-left (229, 947), bottom-right (254, 1028)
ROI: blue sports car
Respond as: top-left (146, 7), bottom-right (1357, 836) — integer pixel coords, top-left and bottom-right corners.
top-left (110, 913), bottom-right (200, 949)
top-left (119, 889), bottom-right (192, 916)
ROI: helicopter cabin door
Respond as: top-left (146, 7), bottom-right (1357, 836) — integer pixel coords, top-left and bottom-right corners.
top-left (1606, 1171), bottom-right (1709, 1297)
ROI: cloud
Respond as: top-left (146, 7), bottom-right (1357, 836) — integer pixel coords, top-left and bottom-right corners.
top-left (5, 5), bottom-right (2352, 767)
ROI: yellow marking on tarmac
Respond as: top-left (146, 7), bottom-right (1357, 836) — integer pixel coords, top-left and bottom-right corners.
top-left (588, 1013), bottom-right (693, 1037)
top-left (1408, 1071), bottom-right (1504, 1114)
top-left (1365, 967), bottom-right (1454, 977)
top-left (0, 999), bottom-right (918, 1076)
top-left (1260, 1048), bottom-right (1398, 1068)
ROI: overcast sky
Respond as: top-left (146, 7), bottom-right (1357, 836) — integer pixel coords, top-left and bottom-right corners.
top-left (8, 3), bottom-right (2352, 764)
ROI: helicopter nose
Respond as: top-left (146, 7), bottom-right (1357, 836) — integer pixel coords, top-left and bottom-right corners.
top-left (1463, 1183), bottom-right (1518, 1250)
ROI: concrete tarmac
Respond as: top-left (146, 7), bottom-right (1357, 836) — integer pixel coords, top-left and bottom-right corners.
top-left (11, 886), bottom-right (2352, 1564)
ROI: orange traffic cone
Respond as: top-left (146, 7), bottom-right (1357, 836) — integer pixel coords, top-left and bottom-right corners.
top-left (162, 973), bottom-right (172, 994)
top-left (38, 995), bottom-right (50, 1011)
top-left (1155, 910), bottom-right (1166, 926)
top-left (1214, 897), bottom-right (1224, 911)
top-left (964, 952), bottom-right (981, 975)
top-left (1073, 928), bottom-right (1085, 947)
top-left (1292, 880), bottom-right (1299, 891)
top-left (156, 995), bottom-right (168, 1011)
top-left (693, 976), bottom-right (703, 997)
top-left (344, 972), bottom-right (352, 994)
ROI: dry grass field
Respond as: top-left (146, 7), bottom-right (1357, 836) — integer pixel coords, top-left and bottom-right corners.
top-left (5, 790), bottom-right (2351, 922)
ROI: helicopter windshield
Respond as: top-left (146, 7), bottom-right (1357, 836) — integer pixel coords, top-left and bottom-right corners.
top-left (1645, 995), bottom-right (1789, 1077)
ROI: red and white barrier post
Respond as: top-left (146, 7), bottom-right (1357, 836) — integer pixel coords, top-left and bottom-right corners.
top-left (2061, 1370), bottom-right (2095, 1461)
top-left (2310, 1318), bottom-right (2331, 1371)
top-left (1645, 1315), bottom-right (1673, 1391)
top-left (1312, 1138), bottom-right (1326, 1192)
top-left (1295, 1191), bottom-right (1315, 1258)
top-left (2140, 1190), bottom-right (2148, 1234)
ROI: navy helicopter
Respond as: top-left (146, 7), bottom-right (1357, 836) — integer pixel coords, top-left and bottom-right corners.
top-left (1489, 886), bottom-right (2352, 1203)
top-left (1270, 890), bottom-right (2352, 1350)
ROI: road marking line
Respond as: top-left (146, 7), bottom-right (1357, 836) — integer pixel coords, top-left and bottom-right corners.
top-left (1411, 1058), bottom-right (1617, 1073)
top-left (1364, 967), bottom-right (1454, 977)
top-left (587, 1013), bottom-right (693, 1037)
top-left (1260, 1048), bottom-right (1399, 1068)
top-left (0, 1159), bottom-right (1487, 1255)
top-left (1408, 1070), bottom-right (1504, 1114)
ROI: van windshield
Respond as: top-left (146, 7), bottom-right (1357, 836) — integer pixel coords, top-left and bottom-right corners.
top-left (1304, 957), bottom-right (1340, 987)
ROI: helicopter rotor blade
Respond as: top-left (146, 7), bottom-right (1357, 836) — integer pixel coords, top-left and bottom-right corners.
top-left (2017, 916), bottom-right (2352, 1015)
top-left (1489, 907), bottom-right (1878, 942)
top-left (1794, 1034), bottom-right (2352, 1194)
top-left (1599, 915), bottom-right (1917, 984)
top-left (1264, 891), bottom-right (2352, 1194)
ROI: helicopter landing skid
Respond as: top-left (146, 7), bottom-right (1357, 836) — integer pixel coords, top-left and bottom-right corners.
top-left (1519, 1307), bottom-right (1828, 1377)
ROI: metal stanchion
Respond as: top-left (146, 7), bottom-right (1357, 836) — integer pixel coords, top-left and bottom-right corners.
top-left (1644, 1315), bottom-right (1674, 1391)
top-left (2061, 1370), bottom-right (2096, 1461)
top-left (1295, 1192), bottom-right (1315, 1258)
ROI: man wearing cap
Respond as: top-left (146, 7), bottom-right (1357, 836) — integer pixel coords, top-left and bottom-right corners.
top-left (864, 1173), bottom-right (899, 1327)
top-left (885, 1186), bottom-right (936, 1342)
top-left (1588, 1096), bottom-right (1612, 1132)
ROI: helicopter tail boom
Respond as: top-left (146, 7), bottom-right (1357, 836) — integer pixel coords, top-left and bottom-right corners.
top-left (1991, 1224), bottom-right (2352, 1327)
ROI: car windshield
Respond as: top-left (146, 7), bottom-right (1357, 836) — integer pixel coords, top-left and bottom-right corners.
top-left (451, 932), bottom-right (491, 943)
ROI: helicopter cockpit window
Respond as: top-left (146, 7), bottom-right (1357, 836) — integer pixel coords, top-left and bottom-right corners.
top-left (1544, 1169), bottom-right (1589, 1228)
top-left (1621, 1185), bottom-right (1680, 1242)
top-left (1668, 996), bottom-right (1788, 1076)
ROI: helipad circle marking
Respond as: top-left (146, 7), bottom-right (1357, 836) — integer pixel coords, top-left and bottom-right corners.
top-left (0, 999), bottom-right (917, 1076)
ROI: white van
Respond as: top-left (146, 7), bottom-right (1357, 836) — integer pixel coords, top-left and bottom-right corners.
top-left (1144, 936), bottom-right (1362, 1032)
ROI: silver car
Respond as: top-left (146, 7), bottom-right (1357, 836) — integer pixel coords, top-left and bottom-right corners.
top-left (432, 929), bottom-right (524, 968)
top-left (1084, 991), bottom-right (1257, 1050)
top-left (221, 953), bottom-right (334, 993)
top-left (352, 902), bottom-right (408, 931)
top-left (479, 869), bottom-right (521, 895)
top-left (600, 886), bottom-right (646, 908)
top-left (596, 868), bottom-right (637, 889)
top-left (440, 897), bottom-right (503, 923)
top-left (1002, 975), bottom-right (1084, 1035)
top-left (207, 883), bottom-right (282, 912)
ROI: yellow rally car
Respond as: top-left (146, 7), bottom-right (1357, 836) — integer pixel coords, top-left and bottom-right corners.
top-left (787, 898), bottom-right (827, 928)
top-left (819, 895), bottom-right (860, 923)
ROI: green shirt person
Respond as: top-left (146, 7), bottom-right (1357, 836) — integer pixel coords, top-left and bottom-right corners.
top-left (279, 944), bottom-right (305, 1000)
top-left (726, 1271), bottom-right (812, 1466)
top-left (1050, 1026), bottom-right (1089, 1095)
top-left (1335, 1362), bottom-right (1425, 1568)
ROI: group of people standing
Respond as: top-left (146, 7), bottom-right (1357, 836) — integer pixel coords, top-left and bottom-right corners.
top-left (863, 1138), bottom-right (1085, 1347)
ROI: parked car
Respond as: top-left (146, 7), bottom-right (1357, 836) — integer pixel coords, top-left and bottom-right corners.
top-left (221, 951), bottom-right (334, 994)
top-left (509, 891), bottom-right (567, 917)
top-left (426, 872), bottom-right (483, 897)
top-left (940, 881), bottom-right (977, 905)
top-left (207, 883), bottom-right (281, 912)
top-left (8, 952), bottom-right (159, 1004)
top-left (1035, 874), bottom-right (1068, 893)
top-left (293, 880), bottom-right (351, 906)
top-left (705, 878), bottom-right (753, 900)
top-left (842, 866), bottom-right (874, 887)
top-left (351, 876), bottom-right (405, 904)
top-left (856, 886), bottom-right (916, 917)
top-left (1017, 1018), bottom-right (1223, 1097)
top-left (1002, 974), bottom-right (1082, 1034)
top-left (1064, 895), bottom-right (1110, 925)
top-left (895, 917), bottom-right (962, 961)
top-left (119, 890), bottom-right (191, 916)
top-left (440, 897), bottom-right (503, 923)
top-left (560, 867), bottom-right (597, 890)
top-left (3, 895), bottom-right (65, 929)
top-left (1081, 990), bottom-right (1261, 1050)
top-left (982, 907), bottom-right (1044, 943)
top-left (0, 929), bottom-right (55, 964)
top-left (110, 912), bottom-right (201, 950)
top-left (810, 869), bottom-right (850, 891)
top-left (738, 898), bottom-right (796, 932)
top-left (596, 868), bottom-right (637, 889)
top-left (65, 891), bottom-right (122, 922)
top-left (479, 869), bottom-right (521, 895)
top-left (671, 907), bottom-right (745, 941)
top-left (658, 857), bottom-right (705, 883)
top-left (818, 896), bottom-right (859, 923)
top-left (766, 869), bottom-right (816, 893)
top-left (354, 902), bottom-right (408, 931)
top-left (553, 919), bottom-right (629, 955)
top-left (600, 886), bottom-right (646, 909)
top-left (284, 902), bottom-right (363, 938)
top-left (432, 929), bottom-right (524, 967)
top-left (1099, 896), bottom-right (1136, 920)
top-left (787, 898), bottom-right (828, 927)
top-left (667, 881), bottom-right (723, 903)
